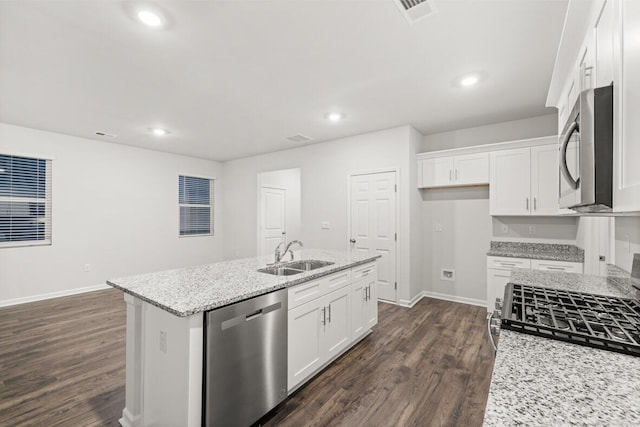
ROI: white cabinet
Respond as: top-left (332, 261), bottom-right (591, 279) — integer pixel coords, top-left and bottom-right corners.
top-left (288, 262), bottom-right (377, 391)
top-left (613, 0), bottom-right (640, 212)
top-left (486, 256), bottom-right (583, 310)
top-left (595, 0), bottom-right (614, 87)
top-left (420, 152), bottom-right (488, 188)
top-left (531, 259), bottom-right (583, 273)
top-left (351, 273), bottom-right (378, 340)
top-left (490, 147), bottom-right (531, 215)
top-left (490, 144), bottom-right (562, 216)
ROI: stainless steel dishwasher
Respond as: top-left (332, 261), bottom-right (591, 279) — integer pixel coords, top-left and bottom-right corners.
top-left (204, 289), bottom-right (287, 427)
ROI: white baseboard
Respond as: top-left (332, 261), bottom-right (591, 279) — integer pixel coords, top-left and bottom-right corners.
top-left (0, 283), bottom-right (111, 307)
top-left (398, 292), bottom-right (423, 308)
top-left (421, 291), bottom-right (486, 307)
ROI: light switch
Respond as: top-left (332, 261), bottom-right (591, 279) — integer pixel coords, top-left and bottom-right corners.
top-left (321, 221), bottom-right (330, 230)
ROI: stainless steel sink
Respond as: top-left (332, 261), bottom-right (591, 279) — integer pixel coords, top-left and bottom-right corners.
top-left (284, 260), bottom-right (334, 271)
top-left (256, 266), bottom-right (303, 276)
top-left (257, 260), bottom-right (334, 276)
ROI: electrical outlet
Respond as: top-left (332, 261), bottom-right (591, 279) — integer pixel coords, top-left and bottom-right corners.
top-left (501, 225), bottom-right (509, 234)
top-left (528, 226), bottom-right (536, 235)
top-left (84, 264), bottom-right (91, 272)
top-left (441, 269), bottom-right (455, 281)
top-left (321, 221), bottom-right (330, 230)
top-left (435, 224), bottom-right (443, 232)
top-left (159, 331), bottom-right (167, 354)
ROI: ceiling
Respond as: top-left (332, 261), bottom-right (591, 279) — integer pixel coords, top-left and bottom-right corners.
top-left (0, 0), bottom-right (568, 162)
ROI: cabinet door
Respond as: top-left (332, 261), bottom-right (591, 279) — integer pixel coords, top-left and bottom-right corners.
top-left (288, 300), bottom-right (323, 390)
top-left (614, 0), bottom-right (640, 211)
top-left (595, 0), bottom-right (614, 87)
top-left (486, 269), bottom-right (512, 312)
top-left (531, 144), bottom-right (561, 215)
top-left (422, 157), bottom-right (454, 187)
top-left (350, 278), bottom-right (366, 339)
top-left (363, 278), bottom-right (378, 330)
top-left (454, 152), bottom-right (489, 186)
top-left (322, 287), bottom-right (351, 361)
top-left (490, 148), bottom-right (531, 215)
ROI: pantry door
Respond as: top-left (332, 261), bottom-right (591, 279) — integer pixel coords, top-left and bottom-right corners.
top-left (349, 171), bottom-right (397, 302)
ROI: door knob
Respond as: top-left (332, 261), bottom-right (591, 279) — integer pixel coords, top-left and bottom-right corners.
top-left (350, 238), bottom-right (356, 244)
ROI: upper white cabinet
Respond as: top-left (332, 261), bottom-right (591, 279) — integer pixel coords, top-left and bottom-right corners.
top-left (613, 0), bottom-right (640, 212)
top-left (490, 143), bottom-right (561, 216)
top-left (420, 152), bottom-right (488, 188)
top-left (548, 0), bottom-right (640, 212)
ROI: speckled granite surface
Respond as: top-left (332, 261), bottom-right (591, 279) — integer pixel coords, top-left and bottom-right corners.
top-left (484, 267), bottom-right (640, 426)
top-left (487, 241), bottom-right (584, 262)
top-left (107, 249), bottom-right (379, 317)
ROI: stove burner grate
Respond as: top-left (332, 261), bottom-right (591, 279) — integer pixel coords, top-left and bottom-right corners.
top-left (501, 283), bottom-right (640, 357)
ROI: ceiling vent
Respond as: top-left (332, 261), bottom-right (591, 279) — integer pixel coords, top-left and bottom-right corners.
top-left (284, 134), bottom-right (313, 143)
top-left (394, 0), bottom-right (438, 24)
top-left (95, 131), bottom-right (117, 138)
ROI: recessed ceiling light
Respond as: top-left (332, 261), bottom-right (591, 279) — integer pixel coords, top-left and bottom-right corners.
top-left (151, 128), bottom-right (169, 136)
top-left (137, 9), bottom-right (164, 28)
top-left (459, 75), bottom-right (479, 87)
top-left (325, 112), bottom-right (345, 122)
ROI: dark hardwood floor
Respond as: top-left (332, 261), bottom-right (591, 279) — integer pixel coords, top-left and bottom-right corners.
top-left (0, 290), bottom-right (494, 426)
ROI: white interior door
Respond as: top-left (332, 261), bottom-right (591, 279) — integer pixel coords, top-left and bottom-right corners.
top-left (349, 171), bottom-right (397, 302)
top-left (258, 187), bottom-right (286, 256)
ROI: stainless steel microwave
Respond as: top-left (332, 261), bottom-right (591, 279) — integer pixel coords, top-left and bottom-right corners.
top-left (559, 85), bottom-right (613, 213)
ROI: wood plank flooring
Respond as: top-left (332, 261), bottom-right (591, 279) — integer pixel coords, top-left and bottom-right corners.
top-left (258, 298), bottom-right (494, 427)
top-left (0, 291), bottom-right (494, 426)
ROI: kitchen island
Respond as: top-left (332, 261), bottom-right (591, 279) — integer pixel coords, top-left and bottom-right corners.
top-left (484, 266), bottom-right (640, 426)
top-left (107, 249), bottom-right (380, 427)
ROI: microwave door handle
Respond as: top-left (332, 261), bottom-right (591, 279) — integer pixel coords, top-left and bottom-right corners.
top-left (560, 120), bottom-right (580, 190)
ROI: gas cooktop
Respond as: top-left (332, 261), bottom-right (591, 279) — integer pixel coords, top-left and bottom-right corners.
top-left (501, 283), bottom-right (640, 357)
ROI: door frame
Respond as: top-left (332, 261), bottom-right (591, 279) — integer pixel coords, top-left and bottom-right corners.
top-left (346, 167), bottom-right (400, 305)
top-left (256, 185), bottom-right (286, 257)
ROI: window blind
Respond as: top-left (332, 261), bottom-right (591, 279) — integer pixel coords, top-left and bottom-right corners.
top-left (0, 154), bottom-right (52, 247)
top-left (179, 175), bottom-right (214, 236)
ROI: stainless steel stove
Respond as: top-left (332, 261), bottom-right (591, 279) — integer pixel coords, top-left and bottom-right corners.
top-left (493, 283), bottom-right (640, 357)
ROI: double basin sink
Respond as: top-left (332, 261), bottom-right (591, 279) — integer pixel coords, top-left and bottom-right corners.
top-left (257, 259), bottom-right (334, 276)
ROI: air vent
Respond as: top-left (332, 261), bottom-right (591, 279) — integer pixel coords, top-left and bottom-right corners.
top-left (284, 134), bottom-right (313, 143)
top-left (394, 0), bottom-right (437, 24)
top-left (95, 131), bottom-right (117, 138)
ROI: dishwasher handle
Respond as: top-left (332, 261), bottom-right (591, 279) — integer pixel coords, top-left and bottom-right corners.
top-left (221, 301), bottom-right (282, 330)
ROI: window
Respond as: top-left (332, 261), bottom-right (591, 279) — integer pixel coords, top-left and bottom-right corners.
top-left (0, 154), bottom-right (52, 247)
top-left (179, 175), bottom-right (214, 236)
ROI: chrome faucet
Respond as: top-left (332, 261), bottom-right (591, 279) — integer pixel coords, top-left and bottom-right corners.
top-left (274, 240), bottom-right (303, 263)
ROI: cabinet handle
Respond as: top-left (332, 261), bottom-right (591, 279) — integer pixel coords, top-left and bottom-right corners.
top-left (499, 262), bottom-right (516, 266)
top-left (366, 285), bottom-right (370, 301)
top-left (534, 197), bottom-right (537, 211)
top-left (449, 170), bottom-right (452, 182)
top-left (546, 266), bottom-right (566, 271)
top-left (455, 169), bottom-right (459, 181)
top-left (321, 307), bottom-right (326, 325)
top-left (327, 304), bottom-right (332, 323)
top-left (526, 197), bottom-right (529, 211)
top-left (363, 287), bottom-right (368, 301)
top-left (360, 269), bottom-right (371, 275)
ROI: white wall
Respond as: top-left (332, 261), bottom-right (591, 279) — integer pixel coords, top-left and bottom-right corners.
top-left (257, 168), bottom-right (301, 254)
top-left (614, 217), bottom-right (640, 273)
top-left (0, 123), bottom-right (224, 304)
top-left (421, 114), bottom-right (560, 304)
top-left (222, 126), bottom-right (419, 304)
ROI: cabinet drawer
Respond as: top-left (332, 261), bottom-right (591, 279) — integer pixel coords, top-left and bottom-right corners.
top-left (487, 256), bottom-right (531, 270)
top-left (288, 277), bottom-right (324, 310)
top-left (288, 269), bottom-right (352, 310)
top-left (352, 262), bottom-right (376, 280)
top-left (531, 260), bottom-right (583, 273)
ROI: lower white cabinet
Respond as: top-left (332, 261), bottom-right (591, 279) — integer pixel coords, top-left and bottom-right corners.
top-left (486, 256), bottom-right (584, 311)
top-left (351, 274), bottom-right (378, 340)
top-left (288, 262), bottom-right (378, 391)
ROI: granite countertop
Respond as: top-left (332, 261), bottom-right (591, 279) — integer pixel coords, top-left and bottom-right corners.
top-left (487, 241), bottom-right (585, 263)
top-left (107, 249), bottom-right (379, 317)
top-left (484, 267), bottom-right (640, 426)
